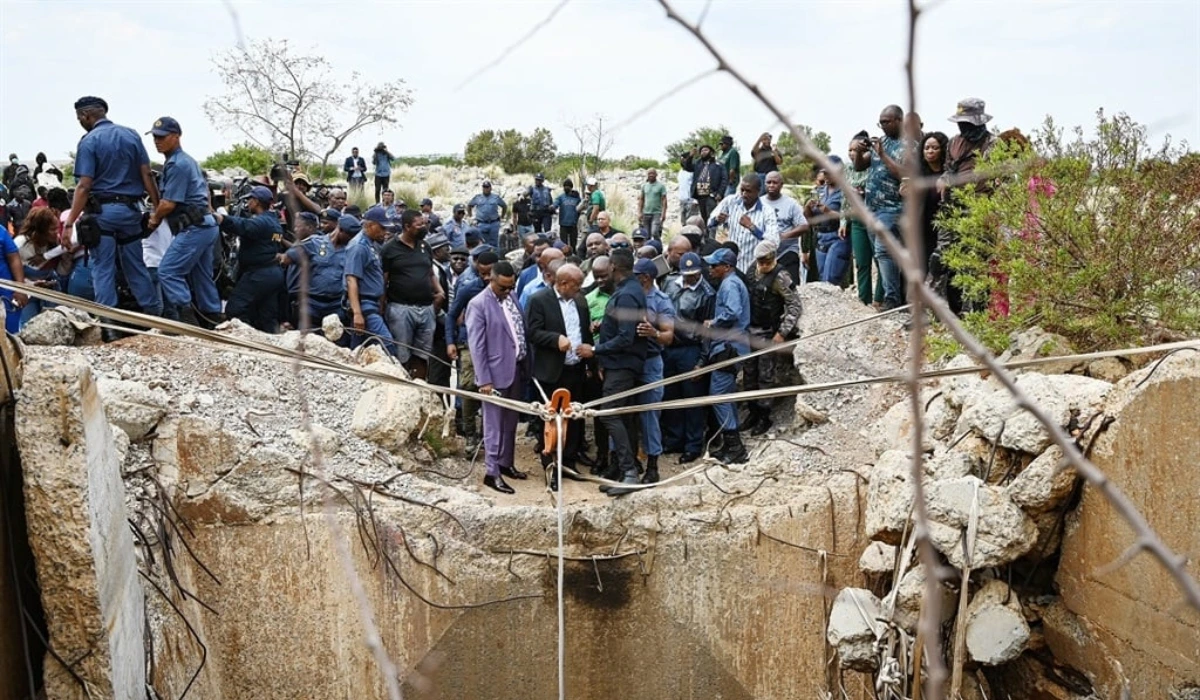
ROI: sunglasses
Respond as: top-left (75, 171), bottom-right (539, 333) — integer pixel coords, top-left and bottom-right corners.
top-left (611, 242), bottom-right (630, 249)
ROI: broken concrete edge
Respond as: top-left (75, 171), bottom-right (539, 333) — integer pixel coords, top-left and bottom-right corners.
top-left (13, 355), bottom-right (145, 699)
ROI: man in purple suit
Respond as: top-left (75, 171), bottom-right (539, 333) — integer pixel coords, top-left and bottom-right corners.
top-left (465, 260), bottom-right (529, 494)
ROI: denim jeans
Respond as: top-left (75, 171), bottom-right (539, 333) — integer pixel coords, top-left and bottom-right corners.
top-left (159, 223), bottom-right (221, 315)
top-left (348, 300), bottom-right (395, 355)
top-left (870, 209), bottom-right (905, 308)
top-left (710, 366), bottom-right (740, 432)
top-left (638, 353), bottom-right (665, 456)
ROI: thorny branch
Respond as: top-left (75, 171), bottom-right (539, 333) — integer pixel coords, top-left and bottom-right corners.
top-left (654, 0), bottom-right (1200, 698)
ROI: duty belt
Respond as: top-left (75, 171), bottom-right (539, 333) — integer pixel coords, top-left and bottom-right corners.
top-left (95, 194), bottom-right (141, 206)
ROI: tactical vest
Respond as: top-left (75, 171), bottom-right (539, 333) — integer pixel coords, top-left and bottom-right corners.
top-left (750, 266), bottom-right (784, 331)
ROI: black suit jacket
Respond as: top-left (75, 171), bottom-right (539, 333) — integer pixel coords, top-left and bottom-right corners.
top-left (525, 287), bottom-right (593, 385)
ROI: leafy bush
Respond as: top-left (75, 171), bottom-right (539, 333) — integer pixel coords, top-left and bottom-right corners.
top-left (395, 154), bottom-right (463, 167)
top-left (202, 142), bottom-right (276, 175)
top-left (941, 110), bottom-right (1200, 352)
top-left (663, 125), bottom-right (732, 162)
top-left (463, 128), bottom-right (557, 174)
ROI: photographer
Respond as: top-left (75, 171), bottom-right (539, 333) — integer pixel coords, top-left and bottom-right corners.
top-left (145, 117), bottom-right (224, 328)
top-left (680, 144), bottom-right (726, 225)
top-left (372, 142), bottom-right (393, 204)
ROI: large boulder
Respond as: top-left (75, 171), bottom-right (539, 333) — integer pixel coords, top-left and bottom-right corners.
top-left (960, 373), bottom-right (1111, 455)
top-left (827, 588), bottom-right (882, 672)
top-left (868, 391), bottom-right (957, 455)
top-left (864, 450), bottom-right (914, 544)
top-left (351, 365), bottom-right (445, 453)
top-left (925, 476), bottom-right (1038, 569)
top-left (996, 326), bottom-right (1079, 375)
top-left (858, 541), bottom-right (897, 576)
top-left (96, 377), bottom-right (171, 441)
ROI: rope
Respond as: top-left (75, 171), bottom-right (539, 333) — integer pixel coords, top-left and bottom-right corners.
top-left (584, 338), bottom-right (1200, 418)
top-left (581, 304), bottom-right (913, 410)
top-left (554, 411), bottom-right (565, 700)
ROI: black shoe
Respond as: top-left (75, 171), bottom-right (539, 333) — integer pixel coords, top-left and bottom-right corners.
top-left (738, 410), bottom-right (762, 434)
top-left (194, 309), bottom-right (225, 331)
top-left (597, 459), bottom-right (622, 492)
top-left (548, 470), bottom-right (559, 492)
top-left (679, 452), bottom-right (701, 464)
top-left (483, 474), bottom-right (515, 494)
top-left (606, 472), bottom-right (641, 497)
top-left (719, 431), bottom-right (748, 465)
top-left (641, 456), bottom-right (659, 484)
top-left (750, 414), bottom-right (773, 437)
top-left (576, 452), bottom-right (597, 469)
top-left (177, 305), bottom-right (199, 327)
top-left (500, 465), bottom-right (528, 480)
top-left (101, 328), bottom-right (122, 344)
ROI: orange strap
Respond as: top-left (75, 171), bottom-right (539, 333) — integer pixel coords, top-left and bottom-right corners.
top-left (541, 388), bottom-right (572, 457)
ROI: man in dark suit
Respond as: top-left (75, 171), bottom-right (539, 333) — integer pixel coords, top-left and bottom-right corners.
top-left (525, 262), bottom-right (594, 491)
top-left (465, 261), bottom-right (529, 494)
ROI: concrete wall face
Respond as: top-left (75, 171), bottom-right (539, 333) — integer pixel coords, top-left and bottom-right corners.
top-left (172, 476), bottom-right (865, 700)
top-left (1053, 353), bottom-right (1200, 696)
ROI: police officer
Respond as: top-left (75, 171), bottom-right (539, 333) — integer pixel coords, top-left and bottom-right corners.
top-left (62, 96), bottom-right (162, 336)
top-left (319, 208), bottom-right (340, 235)
top-left (660, 252), bottom-right (715, 464)
top-left (442, 203), bottom-right (469, 250)
top-left (702, 247), bottom-right (751, 465)
top-left (345, 207), bottom-right (396, 353)
top-left (528, 173), bottom-right (554, 234)
top-left (282, 213), bottom-right (355, 329)
top-left (145, 117), bottom-right (222, 329)
top-left (215, 186), bottom-right (286, 332)
top-left (742, 240), bottom-right (802, 435)
top-left (467, 179), bottom-right (506, 248)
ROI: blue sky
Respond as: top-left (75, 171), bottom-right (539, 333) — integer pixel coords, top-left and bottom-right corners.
top-left (1, 0), bottom-right (1197, 163)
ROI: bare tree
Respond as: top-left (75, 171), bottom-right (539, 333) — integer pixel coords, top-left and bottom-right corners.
top-left (566, 113), bottom-right (615, 184)
top-left (204, 39), bottom-right (413, 173)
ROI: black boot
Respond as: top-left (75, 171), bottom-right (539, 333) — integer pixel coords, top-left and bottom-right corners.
top-left (749, 407), bottom-right (773, 437)
top-left (177, 305), bottom-right (199, 328)
top-left (591, 450), bottom-right (609, 476)
top-left (719, 430), bottom-right (748, 465)
top-left (642, 455), bottom-right (659, 484)
top-left (606, 467), bottom-right (641, 497)
top-left (597, 455), bottom-right (621, 492)
top-left (739, 407), bottom-right (762, 434)
top-left (195, 309), bottom-right (225, 331)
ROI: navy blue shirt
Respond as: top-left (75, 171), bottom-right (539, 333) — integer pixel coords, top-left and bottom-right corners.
top-left (220, 212), bottom-right (284, 270)
top-left (344, 232), bottom-right (386, 303)
top-left (595, 276), bottom-right (648, 371)
top-left (468, 193), bottom-right (506, 223)
top-left (445, 273), bottom-right (486, 346)
top-left (553, 190), bottom-right (582, 227)
top-left (529, 184), bottom-right (553, 211)
top-left (160, 147), bottom-right (209, 209)
top-left (73, 119), bottom-right (149, 197)
top-left (286, 233), bottom-right (348, 299)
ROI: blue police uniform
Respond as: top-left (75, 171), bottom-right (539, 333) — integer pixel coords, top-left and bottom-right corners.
top-left (442, 217), bottom-right (468, 250)
top-left (661, 268), bottom-right (715, 456)
top-left (221, 212), bottom-right (286, 332)
top-left (529, 183), bottom-right (554, 233)
top-left (639, 285), bottom-right (676, 459)
top-left (157, 145), bottom-right (220, 316)
top-left (709, 272), bottom-right (750, 432)
top-left (468, 192), bottom-right (506, 248)
top-left (342, 232), bottom-right (395, 353)
top-left (286, 233), bottom-right (348, 327)
top-left (74, 119), bottom-right (161, 315)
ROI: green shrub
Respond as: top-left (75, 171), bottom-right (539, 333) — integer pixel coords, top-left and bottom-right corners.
top-left (941, 110), bottom-right (1200, 352)
top-left (202, 142), bottom-right (276, 176)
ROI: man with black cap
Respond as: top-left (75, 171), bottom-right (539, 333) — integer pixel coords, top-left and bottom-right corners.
top-left (661, 251), bottom-right (714, 464)
top-left (552, 179), bottom-right (583, 250)
top-left (427, 231), bottom-right (454, 388)
top-left (443, 204), bottom-right (469, 250)
top-left (511, 188), bottom-right (534, 237)
top-left (281, 213), bottom-right (355, 329)
top-left (701, 247), bottom-right (750, 464)
top-left (419, 198), bottom-right (442, 233)
top-left (593, 248), bottom-right (648, 497)
top-left (447, 244), bottom-right (469, 305)
top-left (741, 240), bottom-right (802, 436)
top-left (680, 145), bottom-right (727, 224)
top-left (468, 180), bottom-right (506, 249)
top-left (214, 185), bottom-right (286, 332)
top-left (381, 208), bottom-right (444, 379)
top-left (345, 205), bottom-right (395, 352)
top-left (319, 208), bottom-right (340, 235)
top-left (528, 173), bottom-right (554, 234)
top-left (718, 135), bottom-right (741, 195)
top-left (633, 256), bottom-right (675, 484)
top-left (63, 96), bottom-right (164, 331)
top-left (145, 116), bottom-right (223, 328)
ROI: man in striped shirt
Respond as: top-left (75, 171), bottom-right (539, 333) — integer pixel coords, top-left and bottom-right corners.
top-left (707, 173), bottom-right (779, 273)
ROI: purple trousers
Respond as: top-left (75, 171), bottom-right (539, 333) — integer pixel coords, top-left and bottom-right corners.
top-left (481, 377), bottom-right (522, 477)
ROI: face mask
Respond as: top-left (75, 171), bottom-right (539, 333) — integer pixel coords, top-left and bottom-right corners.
top-left (413, 226), bottom-right (428, 239)
top-left (959, 122), bottom-right (988, 142)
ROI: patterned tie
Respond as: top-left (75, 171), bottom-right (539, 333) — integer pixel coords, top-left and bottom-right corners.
top-left (502, 296), bottom-right (526, 360)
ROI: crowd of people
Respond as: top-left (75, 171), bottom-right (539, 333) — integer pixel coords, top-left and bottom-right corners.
top-left (0, 95), bottom-right (1004, 495)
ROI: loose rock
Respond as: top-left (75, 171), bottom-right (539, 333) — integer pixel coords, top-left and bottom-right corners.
top-left (96, 377), bottom-right (171, 441)
top-left (864, 450), bottom-right (914, 544)
top-left (1006, 445), bottom-right (1077, 514)
top-left (925, 476), bottom-right (1038, 569)
top-left (858, 541), bottom-right (897, 576)
top-left (891, 563), bottom-right (954, 634)
top-left (19, 310), bottom-right (76, 346)
top-left (827, 588), bottom-right (882, 672)
top-left (965, 579), bottom-right (1030, 665)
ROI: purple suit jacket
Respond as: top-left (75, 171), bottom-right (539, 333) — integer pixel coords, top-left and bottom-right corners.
top-left (465, 287), bottom-right (522, 390)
